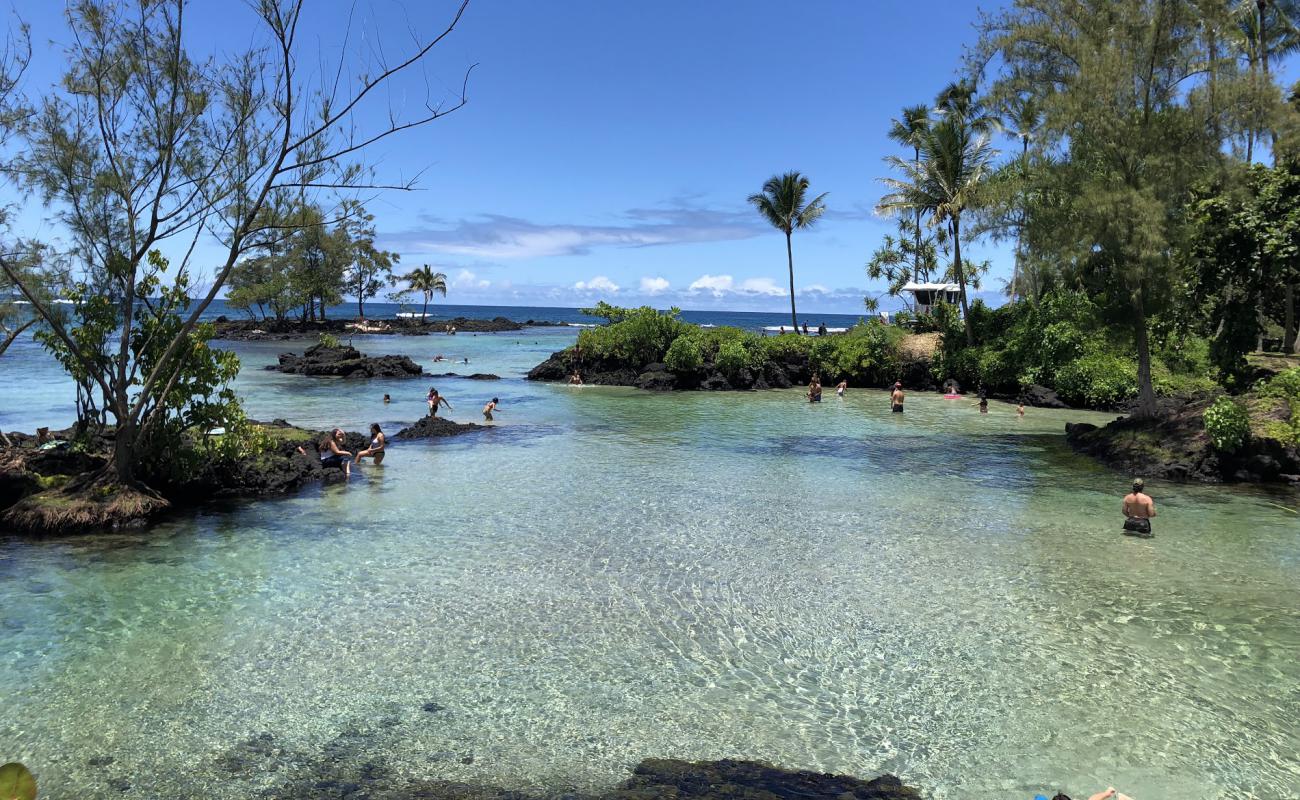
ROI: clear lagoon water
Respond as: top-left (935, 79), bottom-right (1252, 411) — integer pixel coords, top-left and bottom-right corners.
top-left (1, 313), bottom-right (1298, 800)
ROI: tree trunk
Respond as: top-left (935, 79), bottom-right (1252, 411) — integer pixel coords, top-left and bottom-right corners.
top-left (113, 418), bottom-right (136, 485)
top-left (785, 230), bottom-right (798, 332)
top-left (357, 277), bottom-right (365, 319)
top-left (422, 295), bottom-right (429, 320)
top-left (1284, 281), bottom-right (1297, 353)
top-left (1132, 289), bottom-right (1157, 418)
top-left (319, 294), bottom-right (328, 321)
top-left (951, 216), bottom-right (975, 346)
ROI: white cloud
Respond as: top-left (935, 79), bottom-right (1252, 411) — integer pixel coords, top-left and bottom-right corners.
top-left (452, 269), bottom-right (490, 289)
top-left (639, 276), bottom-right (670, 295)
top-left (737, 277), bottom-right (787, 297)
top-left (573, 275), bottom-right (620, 293)
top-left (799, 283), bottom-right (831, 295)
top-left (688, 274), bottom-right (734, 296)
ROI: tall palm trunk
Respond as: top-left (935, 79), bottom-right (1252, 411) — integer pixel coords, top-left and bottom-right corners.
top-left (913, 144), bottom-right (925, 283)
top-left (1132, 288), bottom-right (1157, 417)
top-left (951, 216), bottom-right (974, 346)
top-left (422, 292), bottom-right (430, 320)
top-left (785, 230), bottom-right (798, 331)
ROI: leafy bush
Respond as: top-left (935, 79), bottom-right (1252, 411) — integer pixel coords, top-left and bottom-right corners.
top-left (318, 332), bottom-right (341, 349)
top-left (1256, 368), bottom-right (1300, 446)
top-left (1054, 351), bottom-right (1139, 407)
top-left (576, 306), bottom-right (688, 366)
top-left (715, 340), bottom-right (751, 377)
top-left (1258, 367), bottom-right (1300, 400)
top-left (1204, 397), bottom-right (1250, 451)
top-left (664, 335), bottom-right (703, 373)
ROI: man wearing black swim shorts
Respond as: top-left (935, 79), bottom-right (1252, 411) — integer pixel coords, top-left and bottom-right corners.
top-left (1122, 478), bottom-right (1156, 536)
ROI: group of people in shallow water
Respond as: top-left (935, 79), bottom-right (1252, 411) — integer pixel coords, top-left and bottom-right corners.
top-left (299, 386), bottom-right (502, 477)
top-left (804, 376), bottom-right (1027, 418)
top-left (806, 377), bottom-right (1158, 537)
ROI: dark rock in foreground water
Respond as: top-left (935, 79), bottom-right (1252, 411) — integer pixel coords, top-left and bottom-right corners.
top-left (263, 757), bottom-right (921, 800)
top-left (394, 415), bottom-right (483, 440)
top-left (270, 343), bottom-right (424, 378)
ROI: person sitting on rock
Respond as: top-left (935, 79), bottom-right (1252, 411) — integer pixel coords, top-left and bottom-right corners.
top-left (427, 387), bottom-right (452, 417)
top-left (354, 423), bottom-right (386, 465)
top-left (483, 397), bottom-right (500, 422)
top-left (1122, 478), bottom-right (1156, 537)
top-left (297, 428), bottom-right (352, 476)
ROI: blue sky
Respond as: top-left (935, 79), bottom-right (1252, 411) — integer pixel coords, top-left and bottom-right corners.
top-left (12, 1), bottom-right (1297, 313)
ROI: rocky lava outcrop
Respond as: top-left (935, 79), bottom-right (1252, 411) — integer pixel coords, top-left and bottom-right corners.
top-left (270, 343), bottom-right (423, 378)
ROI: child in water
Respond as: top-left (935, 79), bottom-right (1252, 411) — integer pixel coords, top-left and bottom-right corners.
top-left (835, 379), bottom-right (847, 397)
top-left (483, 397), bottom-right (500, 422)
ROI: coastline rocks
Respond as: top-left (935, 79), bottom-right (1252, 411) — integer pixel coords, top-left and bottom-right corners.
top-left (1022, 383), bottom-right (1069, 409)
top-left (270, 343), bottom-right (423, 378)
top-left (1065, 399), bottom-right (1300, 484)
top-left (394, 415), bottom-right (483, 440)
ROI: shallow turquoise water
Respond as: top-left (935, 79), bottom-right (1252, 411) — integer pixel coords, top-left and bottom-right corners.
top-left (1, 329), bottom-right (1298, 799)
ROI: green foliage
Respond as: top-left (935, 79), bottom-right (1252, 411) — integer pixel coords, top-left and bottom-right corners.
top-left (318, 332), bottom-right (341, 350)
top-left (715, 340), bottom-right (752, 377)
top-left (1054, 352), bottom-right (1139, 408)
top-left (1204, 397), bottom-right (1251, 452)
top-left (807, 321), bottom-right (903, 382)
top-left (580, 301), bottom-right (634, 324)
top-left (1257, 368), bottom-right (1300, 446)
top-left (663, 335), bottom-right (703, 373)
top-left (576, 306), bottom-right (688, 365)
top-left (1258, 368), bottom-right (1300, 401)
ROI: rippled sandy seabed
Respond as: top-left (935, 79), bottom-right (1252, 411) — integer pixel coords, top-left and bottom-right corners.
top-left (1, 328), bottom-right (1298, 800)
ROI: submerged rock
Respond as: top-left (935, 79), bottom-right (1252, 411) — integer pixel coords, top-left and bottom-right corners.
top-left (432, 372), bottom-right (502, 380)
top-left (270, 343), bottom-right (424, 378)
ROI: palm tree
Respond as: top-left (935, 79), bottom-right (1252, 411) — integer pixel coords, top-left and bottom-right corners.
top-left (402, 265), bottom-right (448, 319)
top-left (888, 104), bottom-right (932, 282)
top-left (748, 172), bottom-right (828, 331)
top-left (878, 110), bottom-right (996, 346)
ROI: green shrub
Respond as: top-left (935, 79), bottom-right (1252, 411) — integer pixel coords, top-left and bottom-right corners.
top-left (1204, 397), bottom-right (1250, 451)
top-left (576, 306), bottom-right (688, 366)
top-left (664, 335), bottom-right (703, 373)
top-left (1054, 351), bottom-right (1138, 407)
top-left (715, 340), bottom-right (751, 377)
top-left (1259, 367), bottom-right (1300, 400)
top-left (318, 332), bottom-right (341, 349)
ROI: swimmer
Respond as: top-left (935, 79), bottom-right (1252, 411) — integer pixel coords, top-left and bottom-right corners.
top-left (483, 397), bottom-right (500, 421)
top-left (1121, 478), bottom-right (1156, 537)
top-left (807, 375), bottom-right (822, 403)
top-left (383, 393), bottom-right (391, 404)
top-left (1017, 402), bottom-right (1025, 418)
top-left (463, 357), bottom-right (469, 364)
top-left (426, 386), bottom-right (452, 416)
top-left (976, 397), bottom-right (989, 414)
top-left (569, 371), bottom-right (583, 386)
top-left (354, 423), bottom-right (386, 465)
top-left (835, 379), bottom-right (847, 397)
top-left (890, 381), bottom-right (904, 413)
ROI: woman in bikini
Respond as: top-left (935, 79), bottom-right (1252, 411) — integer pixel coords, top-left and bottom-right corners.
top-left (354, 423), bottom-right (386, 465)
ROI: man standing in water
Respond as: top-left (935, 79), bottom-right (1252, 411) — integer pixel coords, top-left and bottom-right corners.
top-left (1122, 478), bottom-right (1157, 537)
top-left (890, 381), bottom-right (904, 413)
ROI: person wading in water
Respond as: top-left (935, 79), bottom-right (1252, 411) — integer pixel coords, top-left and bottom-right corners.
top-left (1122, 478), bottom-right (1157, 537)
top-left (890, 381), bottom-right (904, 413)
